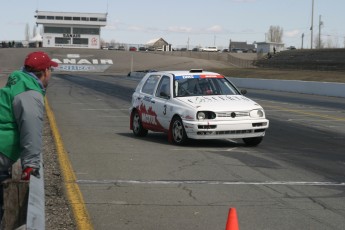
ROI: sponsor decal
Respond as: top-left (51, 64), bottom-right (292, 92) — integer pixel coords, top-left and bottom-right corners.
top-left (138, 103), bottom-right (164, 129)
top-left (91, 37), bottom-right (98, 46)
top-left (51, 56), bottom-right (113, 72)
top-left (63, 33), bottom-right (81, 38)
top-left (142, 113), bottom-right (157, 125)
top-left (175, 75), bottom-right (224, 80)
top-left (59, 65), bottom-right (95, 71)
top-left (52, 58), bottom-right (113, 65)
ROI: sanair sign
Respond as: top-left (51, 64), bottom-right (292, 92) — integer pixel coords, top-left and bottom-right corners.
top-left (52, 54), bottom-right (113, 72)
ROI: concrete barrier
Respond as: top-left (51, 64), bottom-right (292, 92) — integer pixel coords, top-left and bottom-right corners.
top-left (127, 72), bottom-right (345, 98)
top-left (228, 77), bottom-right (345, 98)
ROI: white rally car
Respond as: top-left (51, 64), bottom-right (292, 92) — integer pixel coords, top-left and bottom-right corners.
top-left (129, 69), bottom-right (269, 146)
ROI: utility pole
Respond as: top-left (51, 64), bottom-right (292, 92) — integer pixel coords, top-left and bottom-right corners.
top-left (318, 15), bottom-right (323, 49)
top-left (301, 33), bottom-right (304, 49)
top-left (310, 0), bottom-right (314, 49)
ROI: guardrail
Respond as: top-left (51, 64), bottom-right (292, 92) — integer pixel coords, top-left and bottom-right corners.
top-left (1, 160), bottom-right (45, 230)
top-left (228, 77), bottom-right (345, 98)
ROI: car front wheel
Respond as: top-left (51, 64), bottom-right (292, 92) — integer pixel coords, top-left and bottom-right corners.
top-left (171, 116), bottom-right (188, 145)
top-left (132, 110), bottom-right (148, 137)
top-left (243, 137), bottom-right (263, 147)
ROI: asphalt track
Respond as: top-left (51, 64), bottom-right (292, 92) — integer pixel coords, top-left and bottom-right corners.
top-left (46, 73), bottom-right (345, 230)
top-left (1, 49), bottom-right (344, 229)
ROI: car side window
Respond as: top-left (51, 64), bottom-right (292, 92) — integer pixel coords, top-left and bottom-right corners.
top-left (156, 76), bottom-right (171, 99)
top-left (141, 75), bottom-right (161, 95)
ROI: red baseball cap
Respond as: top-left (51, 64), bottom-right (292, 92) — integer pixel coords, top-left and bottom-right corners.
top-left (24, 51), bottom-right (58, 71)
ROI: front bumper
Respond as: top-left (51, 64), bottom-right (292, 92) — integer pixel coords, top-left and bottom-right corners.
top-left (182, 119), bottom-right (269, 140)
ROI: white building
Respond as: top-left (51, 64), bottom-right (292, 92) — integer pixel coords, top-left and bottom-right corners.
top-left (256, 42), bottom-right (285, 54)
top-left (35, 11), bottom-right (107, 49)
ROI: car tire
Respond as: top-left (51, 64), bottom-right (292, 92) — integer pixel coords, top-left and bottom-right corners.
top-left (243, 137), bottom-right (263, 147)
top-left (132, 110), bottom-right (148, 137)
top-left (171, 116), bottom-right (188, 145)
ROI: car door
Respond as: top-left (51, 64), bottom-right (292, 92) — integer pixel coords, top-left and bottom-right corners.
top-left (152, 75), bottom-right (173, 132)
top-left (138, 74), bottom-right (162, 131)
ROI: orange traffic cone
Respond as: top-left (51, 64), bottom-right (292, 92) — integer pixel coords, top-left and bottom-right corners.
top-left (225, 208), bottom-right (239, 230)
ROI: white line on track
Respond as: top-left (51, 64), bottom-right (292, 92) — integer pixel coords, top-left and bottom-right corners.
top-left (97, 116), bottom-right (127, 118)
top-left (76, 179), bottom-right (345, 186)
top-left (81, 108), bottom-right (128, 111)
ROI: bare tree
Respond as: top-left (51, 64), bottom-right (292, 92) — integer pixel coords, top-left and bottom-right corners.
top-left (25, 24), bottom-right (30, 41)
top-left (109, 39), bottom-right (116, 46)
top-left (267, 26), bottom-right (283, 43)
top-left (314, 34), bottom-right (324, 49)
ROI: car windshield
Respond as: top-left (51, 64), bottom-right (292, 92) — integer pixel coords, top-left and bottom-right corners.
top-left (174, 75), bottom-right (240, 97)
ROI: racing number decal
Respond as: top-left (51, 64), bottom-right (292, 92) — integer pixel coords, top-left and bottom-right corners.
top-left (163, 105), bottom-right (167, 115)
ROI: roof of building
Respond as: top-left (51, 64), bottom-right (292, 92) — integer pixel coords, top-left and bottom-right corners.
top-left (146, 38), bottom-right (169, 46)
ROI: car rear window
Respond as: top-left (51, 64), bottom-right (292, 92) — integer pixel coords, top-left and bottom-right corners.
top-left (142, 75), bottom-right (161, 95)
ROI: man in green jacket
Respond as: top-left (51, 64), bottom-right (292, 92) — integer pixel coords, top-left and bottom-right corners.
top-left (0, 51), bottom-right (58, 220)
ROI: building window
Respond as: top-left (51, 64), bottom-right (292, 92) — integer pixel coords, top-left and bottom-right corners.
top-left (37, 15), bottom-right (46, 19)
top-left (81, 17), bottom-right (89, 21)
top-left (99, 18), bottom-right (106, 22)
top-left (73, 38), bottom-right (88, 45)
top-left (73, 27), bottom-right (99, 35)
top-left (55, 37), bottom-right (71, 44)
top-left (47, 16), bottom-right (54, 20)
top-left (45, 26), bottom-right (71, 34)
top-left (64, 16), bottom-right (72, 20)
top-left (73, 17), bottom-right (81, 21)
top-left (56, 16), bottom-right (63, 20)
top-left (90, 17), bottom-right (98, 21)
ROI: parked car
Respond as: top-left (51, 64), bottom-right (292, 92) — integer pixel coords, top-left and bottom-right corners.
top-left (129, 46), bottom-right (137, 51)
top-left (138, 47), bottom-right (147, 51)
top-left (286, 46), bottom-right (296, 50)
top-left (200, 46), bottom-right (218, 52)
top-left (117, 46), bottom-right (126, 51)
top-left (108, 46), bottom-right (116, 50)
top-left (129, 69), bottom-right (269, 146)
top-left (147, 46), bottom-right (156, 51)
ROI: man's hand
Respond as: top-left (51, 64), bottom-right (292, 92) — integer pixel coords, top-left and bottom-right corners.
top-left (21, 167), bottom-right (40, 180)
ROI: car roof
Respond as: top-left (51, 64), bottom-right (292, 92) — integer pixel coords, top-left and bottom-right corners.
top-left (151, 70), bottom-right (221, 76)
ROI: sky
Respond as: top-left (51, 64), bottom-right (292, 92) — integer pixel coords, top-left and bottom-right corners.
top-left (1, 0), bottom-right (344, 49)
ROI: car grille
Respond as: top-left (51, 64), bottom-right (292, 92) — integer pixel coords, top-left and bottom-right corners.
top-left (216, 111), bottom-right (249, 118)
top-left (198, 125), bottom-right (217, 129)
top-left (197, 129), bottom-right (266, 136)
top-left (216, 129), bottom-right (253, 135)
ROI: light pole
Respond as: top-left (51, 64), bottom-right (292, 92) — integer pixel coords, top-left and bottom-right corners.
top-left (310, 0), bottom-right (314, 49)
top-left (301, 33), bottom-right (304, 49)
top-left (318, 15), bottom-right (323, 49)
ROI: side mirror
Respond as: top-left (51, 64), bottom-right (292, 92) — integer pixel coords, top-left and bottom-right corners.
top-left (241, 89), bottom-right (247, 95)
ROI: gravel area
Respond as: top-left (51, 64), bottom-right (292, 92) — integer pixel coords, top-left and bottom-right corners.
top-left (43, 115), bottom-right (76, 229)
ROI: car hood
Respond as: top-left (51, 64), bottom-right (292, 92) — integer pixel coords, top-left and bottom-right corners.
top-left (176, 95), bottom-right (262, 111)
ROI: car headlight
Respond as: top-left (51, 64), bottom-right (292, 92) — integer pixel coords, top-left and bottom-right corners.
top-left (250, 109), bottom-right (264, 118)
top-left (197, 111), bottom-right (216, 120)
top-left (197, 112), bottom-right (206, 120)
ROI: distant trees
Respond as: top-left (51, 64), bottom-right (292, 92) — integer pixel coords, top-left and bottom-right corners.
top-left (267, 26), bottom-right (283, 43)
top-left (314, 33), bottom-right (324, 49)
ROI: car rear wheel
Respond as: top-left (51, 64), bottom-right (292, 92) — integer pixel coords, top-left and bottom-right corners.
top-left (171, 116), bottom-right (188, 145)
top-left (132, 110), bottom-right (148, 137)
top-left (243, 137), bottom-right (263, 147)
